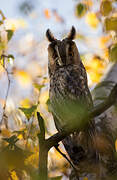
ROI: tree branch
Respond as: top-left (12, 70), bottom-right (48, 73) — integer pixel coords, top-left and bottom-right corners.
top-left (0, 54), bottom-right (11, 128)
top-left (54, 144), bottom-right (78, 172)
top-left (91, 83), bottom-right (117, 117)
top-left (37, 112), bottom-right (45, 141)
top-left (37, 112), bottom-right (48, 180)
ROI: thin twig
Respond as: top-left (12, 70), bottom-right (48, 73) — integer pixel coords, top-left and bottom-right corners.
top-left (54, 143), bottom-right (78, 172)
top-left (0, 10), bottom-right (6, 21)
top-left (0, 55), bottom-right (11, 128)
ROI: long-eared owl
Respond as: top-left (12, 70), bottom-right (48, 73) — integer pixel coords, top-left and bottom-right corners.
top-left (46, 27), bottom-right (95, 165)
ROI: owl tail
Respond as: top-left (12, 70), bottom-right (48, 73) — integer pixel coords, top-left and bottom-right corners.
top-left (62, 130), bottom-right (99, 165)
top-left (54, 116), bottom-right (98, 165)
top-left (62, 135), bottom-right (85, 165)
top-left (54, 116), bottom-right (86, 165)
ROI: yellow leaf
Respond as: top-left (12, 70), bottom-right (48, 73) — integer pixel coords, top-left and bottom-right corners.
top-left (17, 134), bottom-right (23, 140)
top-left (103, 48), bottom-right (109, 59)
top-left (84, 56), bottom-right (106, 84)
top-left (100, 0), bottom-right (112, 16)
top-left (0, 64), bottom-right (4, 75)
top-left (20, 98), bottom-right (32, 108)
top-left (18, 19), bottom-right (27, 28)
top-left (48, 148), bottom-right (67, 171)
top-left (44, 9), bottom-right (51, 19)
top-left (99, 35), bottom-right (110, 48)
top-left (83, 0), bottom-right (93, 7)
top-left (1, 128), bottom-right (11, 137)
top-left (39, 90), bottom-right (49, 105)
top-left (15, 70), bottom-right (32, 87)
top-left (89, 72), bottom-right (102, 83)
top-left (25, 151), bottom-right (38, 168)
top-left (10, 171), bottom-right (18, 180)
top-left (115, 139), bottom-right (117, 152)
top-left (0, 98), bottom-right (5, 107)
top-left (5, 18), bottom-right (27, 31)
top-left (104, 17), bottom-right (117, 31)
top-left (83, 177), bottom-right (88, 180)
top-left (85, 12), bottom-right (99, 28)
top-left (0, 30), bottom-right (8, 48)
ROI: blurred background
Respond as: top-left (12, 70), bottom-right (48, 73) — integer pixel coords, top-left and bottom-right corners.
top-left (0, 0), bottom-right (117, 179)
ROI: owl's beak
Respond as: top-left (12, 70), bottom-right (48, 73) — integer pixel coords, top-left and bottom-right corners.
top-left (55, 45), bottom-right (63, 66)
top-left (65, 44), bottom-right (69, 64)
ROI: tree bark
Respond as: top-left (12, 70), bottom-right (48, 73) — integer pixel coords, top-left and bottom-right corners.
top-left (92, 62), bottom-right (117, 132)
top-left (38, 142), bottom-right (48, 180)
top-left (37, 112), bottom-right (48, 180)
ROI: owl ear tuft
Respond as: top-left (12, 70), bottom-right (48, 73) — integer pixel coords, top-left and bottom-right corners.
top-left (67, 26), bottom-right (76, 40)
top-left (46, 29), bottom-right (56, 42)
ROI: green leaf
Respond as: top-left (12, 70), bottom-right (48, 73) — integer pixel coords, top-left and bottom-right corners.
top-left (46, 98), bottom-right (50, 106)
top-left (0, 21), bottom-right (3, 25)
top-left (104, 17), bottom-right (117, 31)
top-left (100, 0), bottom-right (112, 16)
top-left (8, 54), bottom-right (15, 60)
top-left (0, 41), bottom-right (5, 51)
top-left (0, 10), bottom-right (6, 21)
top-left (109, 44), bottom-right (117, 62)
top-left (19, 105), bottom-right (37, 120)
top-left (3, 135), bottom-right (19, 145)
top-left (46, 98), bottom-right (51, 112)
top-left (6, 30), bottom-right (14, 41)
top-left (8, 54), bottom-right (15, 64)
top-left (75, 3), bottom-right (87, 18)
top-left (49, 176), bottom-right (62, 180)
top-left (34, 83), bottom-right (44, 91)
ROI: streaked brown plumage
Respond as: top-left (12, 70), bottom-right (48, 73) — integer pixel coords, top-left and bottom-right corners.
top-left (46, 27), bottom-right (117, 179)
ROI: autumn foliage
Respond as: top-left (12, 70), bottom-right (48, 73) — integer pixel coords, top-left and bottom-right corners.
top-left (0, 0), bottom-right (117, 179)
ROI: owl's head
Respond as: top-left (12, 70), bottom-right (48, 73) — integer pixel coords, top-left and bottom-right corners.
top-left (46, 26), bottom-right (81, 75)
